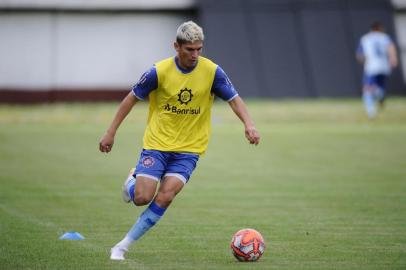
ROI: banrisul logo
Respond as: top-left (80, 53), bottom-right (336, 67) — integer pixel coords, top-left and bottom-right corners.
top-left (163, 104), bottom-right (201, 115)
top-left (178, 88), bottom-right (193, 105)
top-left (163, 88), bottom-right (200, 115)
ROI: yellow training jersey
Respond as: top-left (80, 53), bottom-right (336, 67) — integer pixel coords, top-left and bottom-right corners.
top-left (143, 56), bottom-right (217, 154)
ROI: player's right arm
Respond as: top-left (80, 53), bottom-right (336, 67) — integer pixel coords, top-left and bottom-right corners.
top-left (388, 42), bottom-right (398, 69)
top-left (99, 66), bottom-right (158, 153)
top-left (99, 92), bottom-right (139, 153)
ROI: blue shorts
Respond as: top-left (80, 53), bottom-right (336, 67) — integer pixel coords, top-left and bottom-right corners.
top-left (363, 74), bottom-right (387, 89)
top-left (133, 149), bottom-right (200, 184)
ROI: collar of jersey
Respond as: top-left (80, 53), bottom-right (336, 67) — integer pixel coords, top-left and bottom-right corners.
top-left (174, 56), bottom-right (198, 74)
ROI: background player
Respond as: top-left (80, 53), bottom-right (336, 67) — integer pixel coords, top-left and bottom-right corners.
top-left (356, 21), bottom-right (398, 118)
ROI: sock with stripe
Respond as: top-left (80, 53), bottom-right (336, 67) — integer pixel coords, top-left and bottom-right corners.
top-left (115, 201), bottom-right (167, 250)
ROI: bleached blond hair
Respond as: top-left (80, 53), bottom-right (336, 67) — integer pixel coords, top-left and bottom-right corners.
top-left (176, 21), bottom-right (204, 44)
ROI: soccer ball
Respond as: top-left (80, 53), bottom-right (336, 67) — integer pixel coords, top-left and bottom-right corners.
top-left (230, 228), bottom-right (265, 262)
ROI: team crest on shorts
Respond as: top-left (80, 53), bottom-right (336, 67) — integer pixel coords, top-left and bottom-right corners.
top-left (141, 156), bottom-right (155, 168)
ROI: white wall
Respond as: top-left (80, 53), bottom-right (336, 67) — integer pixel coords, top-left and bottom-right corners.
top-left (0, 0), bottom-right (196, 10)
top-left (0, 12), bottom-right (190, 89)
top-left (392, 0), bottom-right (406, 8)
top-left (393, 0), bottom-right (406, 82)
top-left (394, 15), bottom-right (406, 82)
top-left (0, 13), bottom-right (54, 89)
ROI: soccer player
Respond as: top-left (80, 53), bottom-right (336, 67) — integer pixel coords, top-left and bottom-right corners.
top-left (356, 21), bottom-right (398, 118)
top-left (99, 21), bottom-right (260, 260)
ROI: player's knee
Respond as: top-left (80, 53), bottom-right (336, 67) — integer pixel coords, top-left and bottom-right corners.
top-left (134, 193), bottom-right (154, 206)
top-left (155, 191), bottom-right (176, 208)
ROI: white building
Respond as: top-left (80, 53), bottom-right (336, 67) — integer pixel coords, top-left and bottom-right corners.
top-left (0, 0), bottom-right (197, 101)
top-left (0, 0), bottom-right (404, 101)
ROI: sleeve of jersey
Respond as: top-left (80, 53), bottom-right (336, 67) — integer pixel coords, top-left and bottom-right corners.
top-left (356, 43), bottom-right (364, 56)
top-left (131, 66), bottom-right (158, 100)
top-left (211, 66), bottom-right (239, 102)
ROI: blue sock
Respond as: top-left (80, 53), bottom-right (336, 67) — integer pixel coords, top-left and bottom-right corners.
top-left (127, 201), bottom-right (167, 241)
top-left (375, 87), bottom-right (385, 103)
top-left (125, 176), bottom-right (136, 202)
top-left (363, 92), bottom-right (376, 118)
top-left (129, 180), bottom-right (135, 202)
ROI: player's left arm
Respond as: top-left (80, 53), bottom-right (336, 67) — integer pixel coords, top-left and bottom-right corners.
top-left (228, 96), bottom-right (260, 145)
top-left (211, 66), bottom-right (260, 145)
top-left (355, 42), bottom-right (365, 64)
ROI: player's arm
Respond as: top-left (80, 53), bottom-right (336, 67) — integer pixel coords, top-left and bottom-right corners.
top-left (99, 92), bottom-right (138, 153)
top-left (356, 43), bottom-right (365, 64)
top-left (388, 42), bottom-right (398, 68)
top-left (99, 66), bottom-right (158, 153)
top-left (211, 66), bottom-right (260, 145)
top-left (228, 96), bottom-right (260, 145)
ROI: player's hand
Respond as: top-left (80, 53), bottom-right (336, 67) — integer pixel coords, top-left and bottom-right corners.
top-left (245, 126), bottom-right (260, 145)
top-left (99, 132), bottom-right (115, 153)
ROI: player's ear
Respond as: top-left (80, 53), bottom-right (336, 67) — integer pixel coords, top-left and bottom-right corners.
top-left (174, 42), bottom-right (180, 52)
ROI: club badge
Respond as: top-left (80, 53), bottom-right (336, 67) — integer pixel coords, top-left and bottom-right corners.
top-left (141, 156), bottom-right (155, 168)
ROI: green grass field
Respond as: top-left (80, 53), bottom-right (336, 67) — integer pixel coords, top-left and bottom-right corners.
top-left (1, 98), bottom-right (406, 270)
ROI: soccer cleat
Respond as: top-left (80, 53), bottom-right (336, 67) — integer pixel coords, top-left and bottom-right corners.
top-left (110, 245), bottom-right (128, 260)
top-left (122, 168), bottom-right (136, 203)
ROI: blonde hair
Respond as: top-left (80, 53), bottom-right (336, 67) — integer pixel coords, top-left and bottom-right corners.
top-left (176, 21), bottom-right (204, 44)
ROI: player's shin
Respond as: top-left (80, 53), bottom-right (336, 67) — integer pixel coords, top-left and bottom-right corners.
top-left (112, 201), bottom-right (166, 257)
top-left (127, 201), bottom-right (167, 241)
top-left (363, 91), bottom-right (377, 118)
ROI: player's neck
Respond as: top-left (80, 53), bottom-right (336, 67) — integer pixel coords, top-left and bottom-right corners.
top-left (174, 56), bottom-right (197, 74)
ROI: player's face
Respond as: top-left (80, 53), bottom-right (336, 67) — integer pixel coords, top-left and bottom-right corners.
top-left (174, 41), bottom-right (203, 69)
